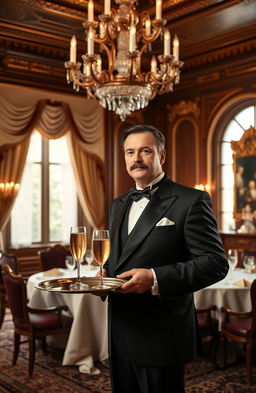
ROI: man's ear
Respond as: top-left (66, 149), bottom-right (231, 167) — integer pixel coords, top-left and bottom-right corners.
top-left (160, 149), bottom-right (166, 165)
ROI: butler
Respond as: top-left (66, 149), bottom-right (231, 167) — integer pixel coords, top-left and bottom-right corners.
top-left (102, 124), bottom-right (228, 393)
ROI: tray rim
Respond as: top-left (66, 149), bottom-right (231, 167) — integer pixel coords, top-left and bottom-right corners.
top-left (34, 276), bottom-right (125, 293)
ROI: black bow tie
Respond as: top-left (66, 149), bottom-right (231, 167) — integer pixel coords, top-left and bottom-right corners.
top-left (128, 175), bottom-right (166, 202)
top-left (129, 186), bottom-right (152, 202)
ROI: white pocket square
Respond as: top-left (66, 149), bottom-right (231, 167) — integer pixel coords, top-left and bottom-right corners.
top-left (156, 217), bottom-right (175, 226)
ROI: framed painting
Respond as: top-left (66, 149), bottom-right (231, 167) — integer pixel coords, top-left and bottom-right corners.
top-left (231, 127), bottom-right (256, 219)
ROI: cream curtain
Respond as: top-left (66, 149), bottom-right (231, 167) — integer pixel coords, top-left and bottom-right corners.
top-left (0, 84), bottom-right (105, 250)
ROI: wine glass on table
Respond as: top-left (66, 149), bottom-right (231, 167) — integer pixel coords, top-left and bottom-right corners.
top-left (243, 255), bottom-right (256, 274)
top-left (92, 229), bottom-right (111, 290)
top-left (227, 249), bottom-right (238, 283)
top-left (69, 226), bottom-right (88, 290)
top-left (85, 249), bottom-right (94, 270)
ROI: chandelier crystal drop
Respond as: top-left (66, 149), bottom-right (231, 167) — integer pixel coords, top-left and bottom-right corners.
top-left (65, 0), bottom-right (183, 121)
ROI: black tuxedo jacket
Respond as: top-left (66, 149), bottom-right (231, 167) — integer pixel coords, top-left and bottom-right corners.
top-left (105, 176), bottom-right (228, 366)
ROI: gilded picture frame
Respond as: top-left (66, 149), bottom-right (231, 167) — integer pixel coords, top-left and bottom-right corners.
top-left (231, 127), bottom-right (256, 219)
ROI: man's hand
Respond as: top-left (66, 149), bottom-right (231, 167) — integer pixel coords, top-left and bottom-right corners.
top-left (116, 268), bottom-right (154, 294)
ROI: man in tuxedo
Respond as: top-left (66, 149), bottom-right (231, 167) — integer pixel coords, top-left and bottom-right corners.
top-left (102, 124), bottom-right (228, 393)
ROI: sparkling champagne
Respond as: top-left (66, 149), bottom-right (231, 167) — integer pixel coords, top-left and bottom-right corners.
top-left (92, 239), bottom-right (110, 265)
top-left (70, 233), bottom-right (87, 261)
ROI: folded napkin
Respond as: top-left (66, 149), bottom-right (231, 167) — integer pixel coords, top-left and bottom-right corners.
top-left (233, 279), bottom-right (251, 287)
top-left (42, 268), bottom-right (63, 276)
top-left (79, 356), bottom-right (101, 375)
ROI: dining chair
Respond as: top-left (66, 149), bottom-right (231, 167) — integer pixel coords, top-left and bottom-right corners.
top-left (196, 304), bottom-right (218, 364)
top-left (39, 244), bottom-right (71, 271)
top-left (2, 264), bottom-right (73, 377)
top-left (220, 279), bottom-right (256, 384)
top-left (0, 252), bottom-right (17, 329)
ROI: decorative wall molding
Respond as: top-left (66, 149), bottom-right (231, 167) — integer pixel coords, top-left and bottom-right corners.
top-left (167, 100), bottom-right (200, 124)
top-left (184, 38), bottom-right (256, 70)
top-left (2, 57), bottom-right (64, 77)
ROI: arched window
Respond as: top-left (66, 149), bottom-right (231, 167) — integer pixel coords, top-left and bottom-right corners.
top-left (220, 105), bottom-right (256, 231)
top-left (10, 131), bottom-right (77, 247)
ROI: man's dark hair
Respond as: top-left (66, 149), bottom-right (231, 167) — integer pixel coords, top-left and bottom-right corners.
top-left (121, 124), bottom-right (165, 151)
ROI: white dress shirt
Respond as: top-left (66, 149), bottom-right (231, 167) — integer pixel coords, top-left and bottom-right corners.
top-left (127, 172), bottom-right (165, 295)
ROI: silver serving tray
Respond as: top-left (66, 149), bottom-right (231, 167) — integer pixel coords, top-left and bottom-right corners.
top-left (34, 276), bottom-right (125, 293)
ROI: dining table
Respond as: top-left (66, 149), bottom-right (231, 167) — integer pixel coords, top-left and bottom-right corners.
top-left (27, 265), bottom-right (108, 374)
top-left (194, 268), bottom-right (256, 329)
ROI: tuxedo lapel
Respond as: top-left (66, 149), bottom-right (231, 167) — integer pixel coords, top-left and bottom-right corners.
top-left (110, 194), bottom-right (131, 265)
top-left (114, 178), bottom-right (178, 273)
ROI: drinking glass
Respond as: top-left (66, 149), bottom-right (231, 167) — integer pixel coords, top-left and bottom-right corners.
top-left (243, 255), bottom-right (256, 274)
top-left (227, 249), bottom-right (238, 282)
top-left (69, 226), bottom-right (88, 290)
top-left (65, 256), bottom-right (76, 271)
top-left (92, 229), bottom-right (111, 290)
top-left (85, 249), bottom-right (94, 270)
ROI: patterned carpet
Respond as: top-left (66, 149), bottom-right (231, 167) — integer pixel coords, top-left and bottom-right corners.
top-left (0, 311), bottom-right (255, 393)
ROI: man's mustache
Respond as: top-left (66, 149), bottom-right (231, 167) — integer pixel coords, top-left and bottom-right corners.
top-left (130, 163), bottom-right (148, 171)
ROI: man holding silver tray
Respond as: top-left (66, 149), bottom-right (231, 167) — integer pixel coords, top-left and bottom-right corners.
top-left (97, 124), bottom-right (228, 393)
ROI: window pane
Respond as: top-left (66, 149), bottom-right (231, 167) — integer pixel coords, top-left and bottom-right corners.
top-left (49, 137), bottom-right (70, 163)
top-left (220, 165), bottom-right (234, 188)
top-left (11, 162), bottom-right (41, 246)
top-left (221, 188), bottom-right (234, 212)
top-left (27, 130), bottom-right (42, 162)
top-left (32, 164), bottom-right (42, 242)
top-left (49, 139), bottom-right (77, 242)
top-left (234, 106), bottom-right (254, 130)
top-left (223, 120), bottom-right (244, 142)
top-left (221, 142), bottom-right (233, 164)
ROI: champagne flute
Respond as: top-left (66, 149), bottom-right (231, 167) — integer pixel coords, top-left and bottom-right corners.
top-left (92, 229), bottom-right (111, 290)
top-left (69, 226), bottom-right (88, 290)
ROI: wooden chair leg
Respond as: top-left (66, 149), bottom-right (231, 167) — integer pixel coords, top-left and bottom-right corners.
top-left (13, 332), bottom-right (20, 365)
top-left (246, 341), bottom-right (252, 384)
top-left (41, 337), bottom-right (47, 355)
top-left (28, 337), bottom-right (36, 377)
top-left (220, 334), bottom-right (227, 368)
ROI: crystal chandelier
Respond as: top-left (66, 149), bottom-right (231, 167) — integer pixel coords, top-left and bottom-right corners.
top-left (65, 0), bottom-right (183, 121)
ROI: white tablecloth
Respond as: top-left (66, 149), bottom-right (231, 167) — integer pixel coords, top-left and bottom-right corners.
top-left (27, 266), bottom-right (108, 374)
top-left (194, 268), bottom-right (256, 328)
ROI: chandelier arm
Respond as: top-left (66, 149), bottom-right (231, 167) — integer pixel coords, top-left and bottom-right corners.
top-left (70, 68), bottom-right (96, 88)
top-left (141, 25), bottom-right (162, 46)
top-left (86, 86), bottom-right (95, 98)
top-left (149, 73), bottom-right (178, 87)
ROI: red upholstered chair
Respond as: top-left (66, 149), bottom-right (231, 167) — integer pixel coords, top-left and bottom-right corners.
top-left (0, 252), bottom-right (17, 329)
top-left (221, 279), bottom-right (256, 384)
top-left (2, 264), bottom-right (73, 377)
top-left (196, 304), bottom-right (219, 364)
top-left (39, 244), bottom-right (71, 271)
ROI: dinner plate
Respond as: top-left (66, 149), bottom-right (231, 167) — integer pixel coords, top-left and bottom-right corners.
top-left (34, 276), bottom-right (126, 293)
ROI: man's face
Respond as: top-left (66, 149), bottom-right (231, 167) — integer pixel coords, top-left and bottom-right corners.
top-left (123, 131), bottom-right (166, 188)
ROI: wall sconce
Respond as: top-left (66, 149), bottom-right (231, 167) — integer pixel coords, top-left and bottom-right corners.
top-left (0, 182), bottom-right (20, 199)
top-left (194, 184), bottom-right (211, 193)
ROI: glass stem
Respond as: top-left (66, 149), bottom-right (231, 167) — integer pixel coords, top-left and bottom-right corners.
top-left (77, 261), bottom-right (81, 282)
top-left (100, 265), bottom-right (103, 286)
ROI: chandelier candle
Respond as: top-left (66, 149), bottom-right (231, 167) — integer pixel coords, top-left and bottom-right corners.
top-left (70, 36), bottom-right (77, 63)
top-left (164, 30), bottom-right (171, 56)
top-left (65, 0), bottom-right (183, 121)
top-left (173, 34), bottom-right (179, 61)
